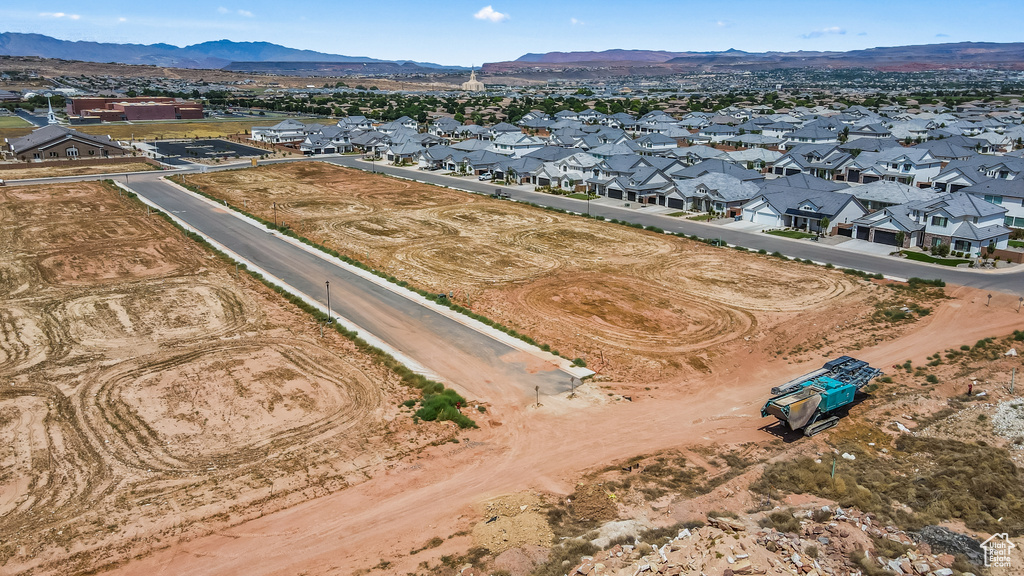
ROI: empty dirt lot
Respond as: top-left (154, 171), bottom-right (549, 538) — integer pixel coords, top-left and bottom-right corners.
top-left (0, 181), bottom-right (442, 574)
top-left (0, 160), bottom-right (158, 181)
top-left (178, 163), bottom-right (924, 384)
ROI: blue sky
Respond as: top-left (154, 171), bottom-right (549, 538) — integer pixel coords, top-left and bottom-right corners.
top-left (1, 0), bottom-right (1021, 66)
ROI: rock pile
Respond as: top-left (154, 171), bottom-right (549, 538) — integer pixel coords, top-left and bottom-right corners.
top-left (559, 507), bottom-right (982, 576)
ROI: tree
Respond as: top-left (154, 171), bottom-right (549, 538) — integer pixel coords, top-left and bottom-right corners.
top-left (934, 242), bottom-right (950, 258)
top-left (819, 217), bottom-right (830, 236)
top-left (895, 231), bottom-right (905, 252)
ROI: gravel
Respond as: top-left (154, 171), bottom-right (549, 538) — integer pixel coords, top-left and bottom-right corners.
top-left (991, 400), bottom-right (1024, 448)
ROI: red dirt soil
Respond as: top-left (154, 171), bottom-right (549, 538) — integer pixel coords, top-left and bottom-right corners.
top-left (103, 287), bottom-right (1024, 576)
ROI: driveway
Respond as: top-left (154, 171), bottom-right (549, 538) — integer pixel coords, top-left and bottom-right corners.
top-left (827, 238), bottom-right (902, 257)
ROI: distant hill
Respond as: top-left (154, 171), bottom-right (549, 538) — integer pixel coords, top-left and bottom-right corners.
top-left (0, 32), bottom-right (462, 71)
top-left (489, 42), bottom-right (1024, 73)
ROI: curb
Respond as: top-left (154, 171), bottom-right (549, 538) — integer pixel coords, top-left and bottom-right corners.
top-left (150, 176), bottom-right (594, 380)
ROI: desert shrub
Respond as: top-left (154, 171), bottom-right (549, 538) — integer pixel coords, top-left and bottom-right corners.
top-left (753, 436), bottom-right (1024, 535)
top-left (759, 511), bottom-right (801, 533)
top-left (926, 374), bottom-right (939, 384)
top-left (812, 508), bottom-right (832, 522)
top-left (804, 545), bottom-right (819, 559)
top-left (415, 389), bottom-right (476, 428)
top-left (850, 550), bottom-right (895, 576)
top-left (531, 540), bottom-right (598, 576)
top-left (871, 535), bottom-right (910, 558)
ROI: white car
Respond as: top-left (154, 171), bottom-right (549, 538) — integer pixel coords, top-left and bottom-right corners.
top-left (478, 173), bottom-right (492, 181)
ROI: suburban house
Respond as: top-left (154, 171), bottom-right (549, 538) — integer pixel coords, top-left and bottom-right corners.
top-left (961, 179), bottom-right (1024, 229)
top-left (604, 166), bottom-right (676, 203)
top-left (851, 191), bottom-right (1011, 254)
top-left (740, 188), bottom-right (866, 234)
top-left (488, 133), bottom-right (546, 157)
top-left (428, 117), bottom-right (463, 137)
top-left (668, 172), bottom-right (761, 214)
top-left (837, 148), bottom-right (943, 186)
top-left (251, 119), bottom-right (311, 144)
top-left (299, 126), bottom-right (352, 155)
top-left (782, 126), bottom-right (839, 148)
top-left (7, 125), bottom-right (126, 161)
top-left (848, 181), bottom-right (936, 212)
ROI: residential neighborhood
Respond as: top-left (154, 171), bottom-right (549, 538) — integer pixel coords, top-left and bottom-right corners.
top-left (224, 97), bottom-right (1024, 264)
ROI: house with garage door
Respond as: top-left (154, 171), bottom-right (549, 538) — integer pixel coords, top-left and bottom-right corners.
top-left (849, 205), bottom-right (921, 248)
top-left (851, 192), bottom-right (1010, 254)
top-left (604, 166), bottom-right (675, 204)
top-left (668, 172), bottom-right (760, 214)
top-left (740, 188), bottom-right (866, 234)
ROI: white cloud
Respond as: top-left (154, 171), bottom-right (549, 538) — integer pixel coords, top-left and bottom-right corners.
top-left (801, 26), bottom-right (846, 39)
top-left (716, 20), bottom-right (728, 27)
top-left (39, 12), bottom-right (81, 19)
top-left (473, 6), bottom-right (509, 23)
top-left (118, 17), bottom-right (127, 22)
top-left (217, 7), bottom-right (254, 17)
top-left (570, 17), bottom-right (582, 26)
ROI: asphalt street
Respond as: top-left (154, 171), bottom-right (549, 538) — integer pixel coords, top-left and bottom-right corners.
top-left (125, 175), bottom-right (574, 399)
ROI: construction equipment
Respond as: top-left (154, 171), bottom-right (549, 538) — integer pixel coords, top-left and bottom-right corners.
top-left (761, 356), bottom-right (882, 436)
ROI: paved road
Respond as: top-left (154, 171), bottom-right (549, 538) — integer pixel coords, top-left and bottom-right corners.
top-left (323, 156), bottom-right (1024, 295)
top-left (126, 175), bottom-right (572, 400)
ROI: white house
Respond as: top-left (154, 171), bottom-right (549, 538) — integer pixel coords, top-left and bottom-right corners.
top-left (488, 132), bottom-right (546, 158)
top-left (740, 188), bottom-right (866, 234)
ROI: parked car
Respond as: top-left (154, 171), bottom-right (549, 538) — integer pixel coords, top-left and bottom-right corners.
top-left (478, 172), bottom-right (492, 181)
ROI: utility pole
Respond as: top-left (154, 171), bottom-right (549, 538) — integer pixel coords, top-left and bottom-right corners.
top-left (273, 202), bottom-right (278, 227)
top-left (535, 385), bottom-right (539, 407)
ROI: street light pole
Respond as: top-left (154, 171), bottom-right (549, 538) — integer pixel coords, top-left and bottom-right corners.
top-left (326, 280), bottom-right (332, 323)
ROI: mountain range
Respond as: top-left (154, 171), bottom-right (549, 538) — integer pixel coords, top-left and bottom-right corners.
top-left (486, 43), bottom-right (1024, 73)
top-left (0, 32), bottom-right (461, 71)
top-left (4, 33), bottom-right (1024, 77)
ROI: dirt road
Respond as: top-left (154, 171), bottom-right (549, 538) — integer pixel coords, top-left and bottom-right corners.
top-left (103, 286), bottom-right (1023, 576)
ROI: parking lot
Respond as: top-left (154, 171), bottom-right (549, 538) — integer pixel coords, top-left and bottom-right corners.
top-left (148, 139), bottom-right (265, 161)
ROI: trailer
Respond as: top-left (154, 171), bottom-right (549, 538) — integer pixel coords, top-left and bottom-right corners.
top-left (760, 356), bottom-right (882, 436)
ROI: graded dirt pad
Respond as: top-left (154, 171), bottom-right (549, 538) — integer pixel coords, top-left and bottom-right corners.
top-left (0, 161), bottom-right (157, 181)
top-left (179, 163), bottom-right (912, 383)
top-left (0, 182), bottom-right (439, 574)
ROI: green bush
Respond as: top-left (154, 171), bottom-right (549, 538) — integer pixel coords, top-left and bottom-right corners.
top-left (572, 358), bottom-right (587, 367)
top-left (415, 389), bottom-right (476, 429)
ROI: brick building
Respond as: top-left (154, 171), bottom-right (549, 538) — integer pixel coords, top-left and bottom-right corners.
top-left (66, 97), bottom-right (204, 121)
top-left (6, 125), bottom-right (127, 161)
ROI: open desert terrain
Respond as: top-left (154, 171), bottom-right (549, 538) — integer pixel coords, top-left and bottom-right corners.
top-left (0, 181), bottom-right (445, 574)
